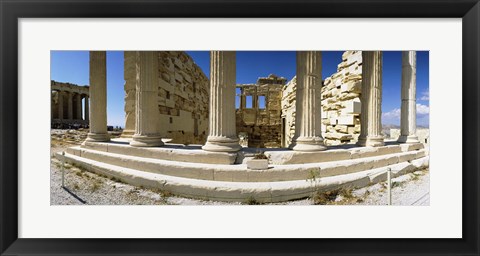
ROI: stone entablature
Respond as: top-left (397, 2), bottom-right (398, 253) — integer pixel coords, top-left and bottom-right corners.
top-left (236, 74), bottom-right (286, 148)
top-left (51, 81), bottom-right (89, 95)
top-left (51, 80), bottom-right (89, 128)
top-left (122, 51), bottom-right (210, 144)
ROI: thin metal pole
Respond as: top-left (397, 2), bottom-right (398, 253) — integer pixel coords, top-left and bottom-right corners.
top-left (387, 168), bottom-right (392, 205)
top-left (61, 151), bottom-right (65, 188)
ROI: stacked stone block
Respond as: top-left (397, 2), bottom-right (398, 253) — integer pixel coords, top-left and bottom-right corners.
top-left (236, 74), bottom-right (286, 148)
top-left (282, 51), bottom-right (363, 147)
top-left (123, 51), bottom-right (210, 144)
top-left (321, 51), bottom-right (363, 145)
top-left (281, 77), bottom-right (297, 147)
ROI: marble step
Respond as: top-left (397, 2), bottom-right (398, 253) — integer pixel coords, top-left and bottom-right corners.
top-left (58, 152), bottom-right (429, 203)
top-left (82, 139), bottom-right (424, 165)
top-left (66, 146), bottom-right (426, 182)
top-left (81, 140), bottom-right (237, 165)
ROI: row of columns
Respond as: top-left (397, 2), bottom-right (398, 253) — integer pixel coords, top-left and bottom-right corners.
top-left (85, 50), bottom-right (419, 151)
top-left (358, 51), bottom-right (419, 146)
top-left (54, 91), bottom-right (89, 121)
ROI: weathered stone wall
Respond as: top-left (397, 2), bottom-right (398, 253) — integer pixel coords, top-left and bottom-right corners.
top-left (321, 51), bottom-right (363, 145)
top-left (281, 51), bottom-right (363, 147)
top-left (281, 77), bottom-right (297, 148)
top-left (236, 74), bottom-right (286, 148)
top-left (123, 51), bottom-right (210, 144)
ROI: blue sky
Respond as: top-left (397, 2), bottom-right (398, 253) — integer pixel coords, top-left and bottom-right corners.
top-left (51, 51), bottom-right (429, 127)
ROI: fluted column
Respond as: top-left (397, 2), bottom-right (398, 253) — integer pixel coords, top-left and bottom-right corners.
top-left (130, 51), bottom-right (163, 147)
top-left (357, 51), bottom-right (384, 147)
top-left (398, 51), bottom-right (419, 143)
top-left (86, 51), bottom-right (109, 142)
top-left (57, 91), bottom-right (64, 120)
top-left (290, 51), bottom-right (326, 151)
top-left (67, 92), bottom-right (73, 120)
top-left (202, 51), bottom-right (241, 152)
top-left (75, 93), bottom-right (82, 120)
top-left (122, 51), bottom-right (137, 137)
top-left (84, 95), bottom-right (89, 122)
top-left (240, 93), bottom-right (246, 110)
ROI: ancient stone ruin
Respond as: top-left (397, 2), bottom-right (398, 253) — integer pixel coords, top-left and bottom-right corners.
top-left (282, 51), bottom-right (363, 147)
top-left (51, 80), bottom-right (89, 128)
top-left (236, 74), bottom-right (287, 148)
top-left (55, 50), bottom-right (428, 203)
top-left (122, 51), bottom-right (210, 145)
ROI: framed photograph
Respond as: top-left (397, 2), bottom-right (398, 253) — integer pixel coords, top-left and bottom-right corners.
top-left (1, 0), bottom-right (479, 255)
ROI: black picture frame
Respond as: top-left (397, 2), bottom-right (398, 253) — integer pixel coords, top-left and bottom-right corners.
top-left (1, 0), bottom-right (479, 255)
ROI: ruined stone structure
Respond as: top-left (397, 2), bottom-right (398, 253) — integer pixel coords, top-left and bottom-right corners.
top-left (59, 50), bottom-right (428, 203)
top-left (122, 51), bottom-right (210, 144)
top-left (282, 51), bottom-right (363, 147)
top-left (281, 77), bottom-right (297, 148)
top-left (236, 74), bottom-right (287, 148)
top-left (51, 80), bottom-right (89, 128)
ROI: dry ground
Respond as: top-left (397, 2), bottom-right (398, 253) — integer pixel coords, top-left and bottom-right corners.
top-left (50, 130), bottom-right (429, 206)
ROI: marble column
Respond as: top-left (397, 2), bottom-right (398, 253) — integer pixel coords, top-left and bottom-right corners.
top-left (398, 51), bottom-right (419, 143)
top-left (84, 95), bottom-right (89, 122)
top-left (202, 51), bottom-right (241, 152)
top-left (67, 92), bottom-right (73, 120)
top-left (122, 51), bottom-right (137, 137)
top-left (57, 91), bottom-right (64, 120)
top-left (130, 51), bottom-right (164, 147)
top-left (291, 51), bottom-right (326, 151)
top-left (357, 51), bottom-right (384, 147)
top-left (86, 51), bottom-right (109, 142)
top-left (240, 91), bottom-right (246, 110)
top-left (75, 93), bottom-right (82, 120)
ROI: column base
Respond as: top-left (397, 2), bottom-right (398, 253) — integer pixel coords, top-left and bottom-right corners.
top-left (202, 136), bottom-right (241, 152)
top-left (120, 129), bottom-right (135, 138)
top-left (397, 135), bottom-right (419, 144)
top-left (290, 137), bottom-right (327, 151)
top-left (130, 134), bottom-right (164, 147)
top-left (85, 132), bottom-right (110, 142)
top-left (357, 136), bottom-right (384, 147)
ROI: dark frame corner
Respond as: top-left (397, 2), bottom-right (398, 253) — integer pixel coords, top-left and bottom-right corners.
top-left (1, 0), bottom-right (479, 255)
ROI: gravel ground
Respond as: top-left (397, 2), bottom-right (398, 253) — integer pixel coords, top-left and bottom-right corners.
top-left (353, 170), bottom-right (429, 205)
top-left (50, 130), bottom-right (429, 206)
